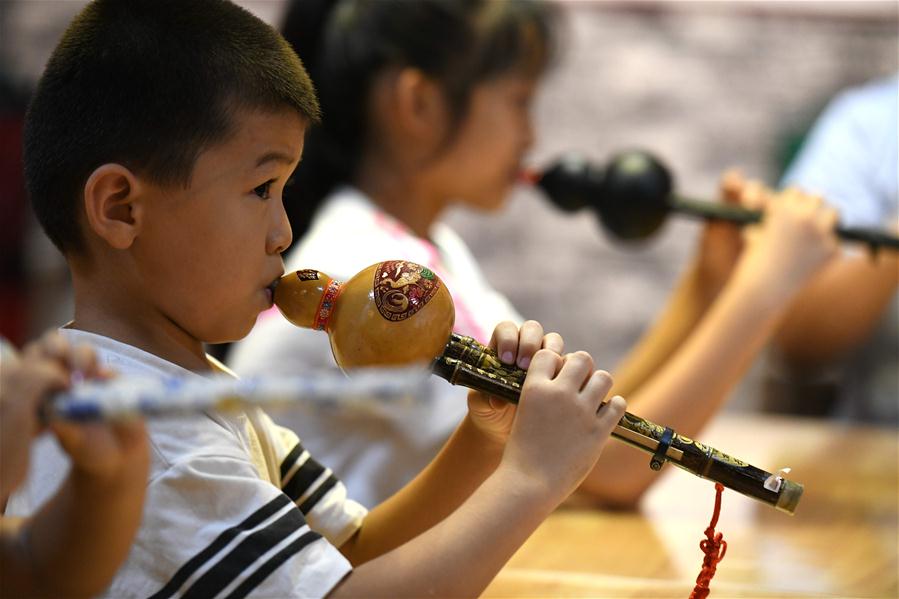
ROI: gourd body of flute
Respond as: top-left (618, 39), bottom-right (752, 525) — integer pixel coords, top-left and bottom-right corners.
top-left (274, 261), bottom-right (455, 369)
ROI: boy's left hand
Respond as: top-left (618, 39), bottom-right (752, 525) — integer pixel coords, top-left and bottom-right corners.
top-left (467, 320), bottom-right (564, 445)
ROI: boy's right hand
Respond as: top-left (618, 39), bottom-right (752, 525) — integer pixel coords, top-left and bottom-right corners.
top-left (466, 320), bottom-right (564, 446)
top-left (2, 332), bottom-right (148, 491)
top-left (500, 349), bottom-right (625, 505)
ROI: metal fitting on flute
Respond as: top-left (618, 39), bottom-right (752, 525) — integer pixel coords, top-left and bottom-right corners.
top-left (274, 260), bottom-right (805, 515)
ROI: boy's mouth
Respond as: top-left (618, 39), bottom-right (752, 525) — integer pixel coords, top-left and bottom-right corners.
top-left (265, 277), bottom-right (281, 306)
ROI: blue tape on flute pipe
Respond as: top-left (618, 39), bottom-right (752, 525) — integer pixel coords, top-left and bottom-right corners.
top-left (46, 367), bottom-right (433, 422)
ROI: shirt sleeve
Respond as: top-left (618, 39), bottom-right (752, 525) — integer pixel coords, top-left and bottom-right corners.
top-left (780, 81), bottom-right (898, 229)
top-left (117, 452), bottom-right (354, 599)
top-left (262, 411), bottom-right (368, 548)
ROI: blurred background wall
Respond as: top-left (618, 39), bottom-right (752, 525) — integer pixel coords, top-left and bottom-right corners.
top-left (1, 0), bottom-right (896, 414)
top-left (442, 1), bottom-right (899, 415)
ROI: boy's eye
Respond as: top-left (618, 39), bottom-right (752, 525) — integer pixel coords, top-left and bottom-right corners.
top-left (253, 180), bottom-right (274, 200)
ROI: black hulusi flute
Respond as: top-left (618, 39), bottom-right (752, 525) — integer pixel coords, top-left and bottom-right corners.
top-left (434, 333), bottom-right (803, 514)
top-left (526, 150), bottom-right (899, 251)
top-left (274, 262), bottom-right (804, 515)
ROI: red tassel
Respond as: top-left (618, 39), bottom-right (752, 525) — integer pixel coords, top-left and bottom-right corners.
top-left (689, 483), bottom-right (727, 599)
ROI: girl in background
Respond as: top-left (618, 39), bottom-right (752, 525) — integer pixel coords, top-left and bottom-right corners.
top-left (230, 0), bottom-right (838, 508)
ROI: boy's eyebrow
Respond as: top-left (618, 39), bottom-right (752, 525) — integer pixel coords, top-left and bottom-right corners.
top-left (255, 151), bottom-right (297, 168)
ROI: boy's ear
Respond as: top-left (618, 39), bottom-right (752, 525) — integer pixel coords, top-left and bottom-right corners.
top-left (82, 163), bottom-right (144, 250)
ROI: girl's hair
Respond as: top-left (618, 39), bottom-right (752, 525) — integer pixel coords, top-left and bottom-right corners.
top-left (281, 0), bottom-right (557, 237)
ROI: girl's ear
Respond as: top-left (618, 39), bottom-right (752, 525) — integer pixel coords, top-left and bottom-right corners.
top-left (82, 163), bottom-right (144, 250)
top-left (393, 67), bottom-right (449, 144)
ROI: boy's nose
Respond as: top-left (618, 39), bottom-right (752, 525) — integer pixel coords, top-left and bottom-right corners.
top-left (268, 201), bottom-right (293, 255)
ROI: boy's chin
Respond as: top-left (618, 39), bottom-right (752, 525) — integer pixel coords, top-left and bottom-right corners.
top-left (205, 318), bottom-right (258, 346)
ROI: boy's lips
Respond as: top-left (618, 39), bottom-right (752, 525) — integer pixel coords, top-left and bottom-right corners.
top-left (264, 275), bottom-right (282, 307)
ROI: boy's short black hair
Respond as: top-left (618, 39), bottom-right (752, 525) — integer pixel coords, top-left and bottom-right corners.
top-left (26, 0), bottom-right (320, 255)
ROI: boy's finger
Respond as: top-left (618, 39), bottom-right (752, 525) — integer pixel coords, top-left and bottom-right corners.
top-left (541, 332), bottom-right (564, 355)
top-left (524, 349), bottom-right (564, 382)
top-left (554, 351), bottom-right (594, 390)
top-left (516, 320), bottom-right (544, 369)
top-left (596, 395), bottom-right (627, 428)
top-left (579, 369), bottom-right (614, 411)
top-left (490, 321), bottom-right (522, 365)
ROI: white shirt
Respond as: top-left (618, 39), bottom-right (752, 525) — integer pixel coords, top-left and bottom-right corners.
top-left (7, 329), bottom-right (367, 599)
top-left (230, 187), bottom-right (522, 507)
top-left (780, 75), bottom-right (898, 229)
top-left (776, 75), bottom-right (898, 420)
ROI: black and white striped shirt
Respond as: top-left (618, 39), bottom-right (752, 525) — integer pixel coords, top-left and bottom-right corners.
top-left (7, 330), bottom-right (367, 598)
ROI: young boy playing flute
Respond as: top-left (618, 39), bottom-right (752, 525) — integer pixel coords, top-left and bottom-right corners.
top-left (6, 1), bottom-right (625, 596)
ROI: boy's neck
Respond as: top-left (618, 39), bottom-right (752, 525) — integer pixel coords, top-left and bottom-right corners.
top-left (70, 270), bottom-right (212, 372)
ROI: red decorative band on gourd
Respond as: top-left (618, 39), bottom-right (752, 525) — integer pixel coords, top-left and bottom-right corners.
top-left (373, 260), bottom-right (441, 322)
top-left (314, 280), bottom-right (343, 331)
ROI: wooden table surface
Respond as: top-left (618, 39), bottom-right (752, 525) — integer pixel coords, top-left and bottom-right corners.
top-left (483, 414), bottom-right (898, 598)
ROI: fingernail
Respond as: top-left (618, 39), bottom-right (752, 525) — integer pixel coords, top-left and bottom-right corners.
top-left (70, 370), bottom-right (85, 386)
top-left (517, 357), bottom-right (530, 369)
top-left (501, 351), bottom-right (514, 364)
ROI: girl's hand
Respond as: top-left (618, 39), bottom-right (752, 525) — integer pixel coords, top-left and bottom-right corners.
top-left (694, 170), bottom-right (773, 302)
top-left (466, 320), bottom-right (564, 446)
top-left (739, 186), bottom-right (840, 299)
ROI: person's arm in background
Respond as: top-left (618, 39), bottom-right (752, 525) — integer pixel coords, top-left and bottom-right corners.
top-left (609, 172), bottom-right (763, 398)
top-left (0, 332), bottom-right (149, 599)
top-left (578, 189), bottom-right (839, 507)
top-left (771, 79), bottom-right (898, 371)
top-left (773, 252), bottom-right (897, 370)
